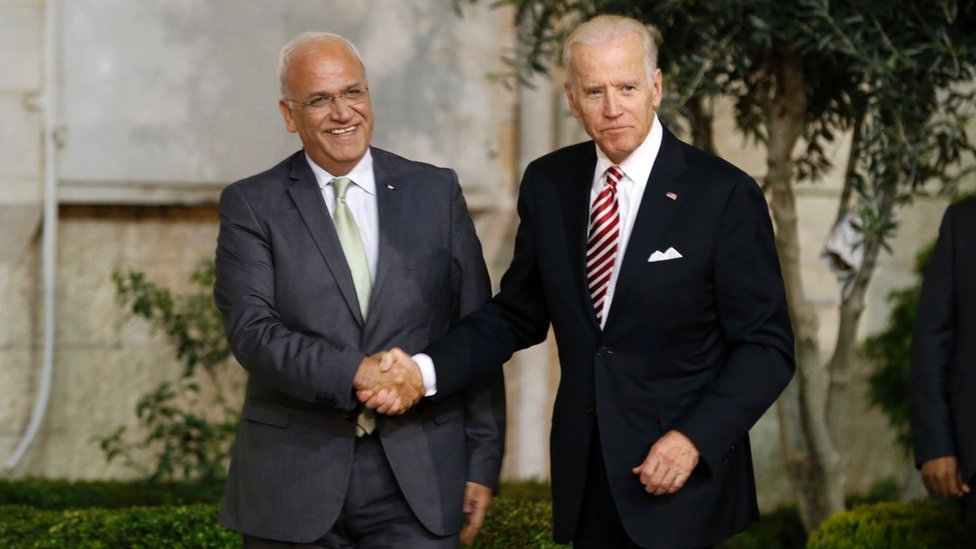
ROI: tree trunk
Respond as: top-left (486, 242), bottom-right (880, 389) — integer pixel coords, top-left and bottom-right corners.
top-left (758, 44), bottom-right (846, 531)
top-left (686, 95), bottom-right (715, 152)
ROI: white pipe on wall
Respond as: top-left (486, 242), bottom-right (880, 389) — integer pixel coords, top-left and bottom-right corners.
top-left (6, 0), bottom-right (60, 471)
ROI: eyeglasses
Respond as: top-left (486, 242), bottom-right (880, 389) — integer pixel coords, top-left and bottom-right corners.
top-left (284, 87), bottom-right (369, 113)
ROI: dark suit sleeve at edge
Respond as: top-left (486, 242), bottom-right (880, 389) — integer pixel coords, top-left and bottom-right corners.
top-left (426, 167), bottom-right (551, 400)
top-left (445, 172), bottom-right (507, 491)
top-left (214, 183), bottom-right (363, 410)
top-left (674, 175), bottom-right (796, 469)
top-left (910, 204), bottom-right (958, 466)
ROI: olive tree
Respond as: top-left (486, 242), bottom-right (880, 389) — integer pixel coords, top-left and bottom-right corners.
top-left (474, 0), bottom-right (976, 530)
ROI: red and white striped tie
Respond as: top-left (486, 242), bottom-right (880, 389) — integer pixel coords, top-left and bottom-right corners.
top-left (587, 166), bottom-right (622, 326)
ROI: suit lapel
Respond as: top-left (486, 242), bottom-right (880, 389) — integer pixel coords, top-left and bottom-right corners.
top-left (556, 144), bottom-right (600, 327)
top-left (606, 127), bottom-right (690, 326)
top-left (285, 154), bottom-right (366, 326)
top-left (369, 149), bottom-right (402, 329)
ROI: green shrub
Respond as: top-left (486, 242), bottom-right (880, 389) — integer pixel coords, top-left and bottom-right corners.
top-left (720, 505), bottom-right (806, 549)
top-left (0, 478), bottom-right (224, 510)
top-left (0, 503), bottom-right (239, 549)
top-left (807, 499), bottom-right (966, 549)
top-left (475, 496), bottom-right (565, 548)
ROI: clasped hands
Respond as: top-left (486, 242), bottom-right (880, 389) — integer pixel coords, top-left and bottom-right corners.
top-left (353, 348), bottom-right (423, 415)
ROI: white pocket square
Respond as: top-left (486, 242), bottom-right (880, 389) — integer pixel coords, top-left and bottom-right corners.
top-left (648, 247), bottom-right (683, 262)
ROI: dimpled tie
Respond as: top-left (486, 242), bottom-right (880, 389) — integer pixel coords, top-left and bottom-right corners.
top-left (331, 177), bottom-right (375, 436)
top-left (586, 166), bottom-right (622, 326)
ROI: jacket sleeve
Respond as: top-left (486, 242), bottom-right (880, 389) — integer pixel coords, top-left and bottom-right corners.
top-left (445, 173), bottom-right (507, 491)
top-left (673, 175), bottom-right (796, 470)
top-left (214, 182), bottom-right (362, 411)
top-left (910, 204), bottom-right (958, 466)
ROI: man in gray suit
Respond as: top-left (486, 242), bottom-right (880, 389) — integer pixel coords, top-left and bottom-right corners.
top-left (214, 32), bottom-right (505, 548)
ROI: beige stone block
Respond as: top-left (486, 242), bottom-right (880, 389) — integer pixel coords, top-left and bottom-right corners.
top-left (0, 203), bottom-right (42, 264)
top-left (0, 256), bottom-right (39, 348)
top-left (0, 349), bottom-right (37, 439)
top-left (0, 95), bottom-right (42, 180)
top-left (56, 215), bottom-right (218, 346)
top-left (0, 2), bottom-right (42, 91)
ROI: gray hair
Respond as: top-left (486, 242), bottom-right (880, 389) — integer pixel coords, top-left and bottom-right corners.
top-left (562, 15), bottom-right (661, 85)
top-left (278, 32), bottom-right (367, 98)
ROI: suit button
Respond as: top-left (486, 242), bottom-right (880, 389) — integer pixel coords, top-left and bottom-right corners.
top-left (344, 412), bottom-right (356, 421)
top-left (596, 346), bottom-right (608, 357)
top-left (585, 407), bottom-right (596, 416)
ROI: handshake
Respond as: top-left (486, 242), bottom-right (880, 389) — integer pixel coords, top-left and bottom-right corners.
top-left (353, 348), bottom-right (424, 415)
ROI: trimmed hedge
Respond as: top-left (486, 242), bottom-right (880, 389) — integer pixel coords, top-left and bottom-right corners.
top-left (0, 500), bottom-right (559, 548)
top-left (24, 479), bottom-right (966, 548)
top-left (0, 503), bottom-right (239, 548)
top-left (808, 499), bottom-right (966, 549)
top-left (0, 478), bottom-right (225, 510)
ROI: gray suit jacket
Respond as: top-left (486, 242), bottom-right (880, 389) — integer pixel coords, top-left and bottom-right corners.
top-left (214, 148), bottom-right (505, 543)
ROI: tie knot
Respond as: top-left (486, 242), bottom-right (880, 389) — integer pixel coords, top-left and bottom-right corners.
top-left (332, 177), bottom-right (354, 201)
top-left (605, 166), bottom-right (623, 189)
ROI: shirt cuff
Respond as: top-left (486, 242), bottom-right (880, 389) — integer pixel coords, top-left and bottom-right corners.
top-left (413, 353), bottom-right (437, 396)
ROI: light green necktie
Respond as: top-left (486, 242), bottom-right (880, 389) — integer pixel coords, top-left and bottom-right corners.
top-left (331, 177), bottom-right (375, 436)
top-left (331, 177), bottom-right (372, 319)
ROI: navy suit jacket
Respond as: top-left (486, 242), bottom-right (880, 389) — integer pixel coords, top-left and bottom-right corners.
top-left (426, 127), bottom-right (794, 548)
top-left (214, 148), bottom-right (505, 542)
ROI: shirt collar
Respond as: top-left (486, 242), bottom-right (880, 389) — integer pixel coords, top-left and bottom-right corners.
top-left (306, 149), bottom-right (376, 196)
top-left (594, 114), bottom-right (662, 189)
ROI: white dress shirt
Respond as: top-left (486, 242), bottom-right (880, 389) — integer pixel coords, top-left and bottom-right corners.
top-left (416, 116), bottom-right (665, 395)
top-left (590, 114), bottom-right (663, 328)
top-left (306, 150), bottom-right (379, 285)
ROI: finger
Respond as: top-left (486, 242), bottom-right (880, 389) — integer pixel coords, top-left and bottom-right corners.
top-left (356, 390), bottom-right (374, 402)
top-left (375, 391), bottom-right (399, 415)
top-left (459, 522), bottom-right (476, 545)
top-left (365, 389), bottom-right (393, 412)
top-left (460, 508), bottom-right (485, 545)
top-left (668, 470), bottom-right (690, 493)
top-left (379, 350), bottom-right (396, 372)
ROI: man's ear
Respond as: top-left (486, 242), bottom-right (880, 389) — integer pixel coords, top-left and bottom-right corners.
top-left (279, 100), bottom-right (298, 133)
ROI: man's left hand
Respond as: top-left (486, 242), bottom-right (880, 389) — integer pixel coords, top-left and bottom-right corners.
top-left (459, 481), bottom-right (492, 545)
top-left (632, 430), bottom-right (700, 496)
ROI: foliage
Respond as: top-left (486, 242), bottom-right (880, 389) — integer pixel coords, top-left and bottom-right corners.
top-left (844, 477), bottom-right (903, 509)
top-left (807, 499), bottom-right (966, 549)
top-left (862, 247), bottom-right (933, 453)
top-left (0, 478), bottom-right (225, 510)
top-left (0, 504), bottom-right (239, 549)
top-left (473, 497), bottom-right (566, 548)
top-left (720, 506), bottom-right (807, 549)
top-left (98, 261), bottom-right (239, 482)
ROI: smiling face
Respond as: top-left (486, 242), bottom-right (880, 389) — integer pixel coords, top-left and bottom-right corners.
top-left (278, 39), bottom-right (373, 176)
top-left (565, 32), bottom-right (662, 165)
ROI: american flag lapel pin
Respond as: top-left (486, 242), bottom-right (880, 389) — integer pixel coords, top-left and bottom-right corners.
top-left (666, 192), bottom-right (678, 200)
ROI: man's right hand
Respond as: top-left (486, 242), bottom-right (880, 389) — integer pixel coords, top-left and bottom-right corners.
top-left (353, 349), bottom-right (424, 415)
top-left (921, 455), bottom-right (971, 497)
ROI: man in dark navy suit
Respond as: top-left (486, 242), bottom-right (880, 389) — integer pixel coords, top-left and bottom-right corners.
top-left (363, 14), bottom-right (795, 549)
